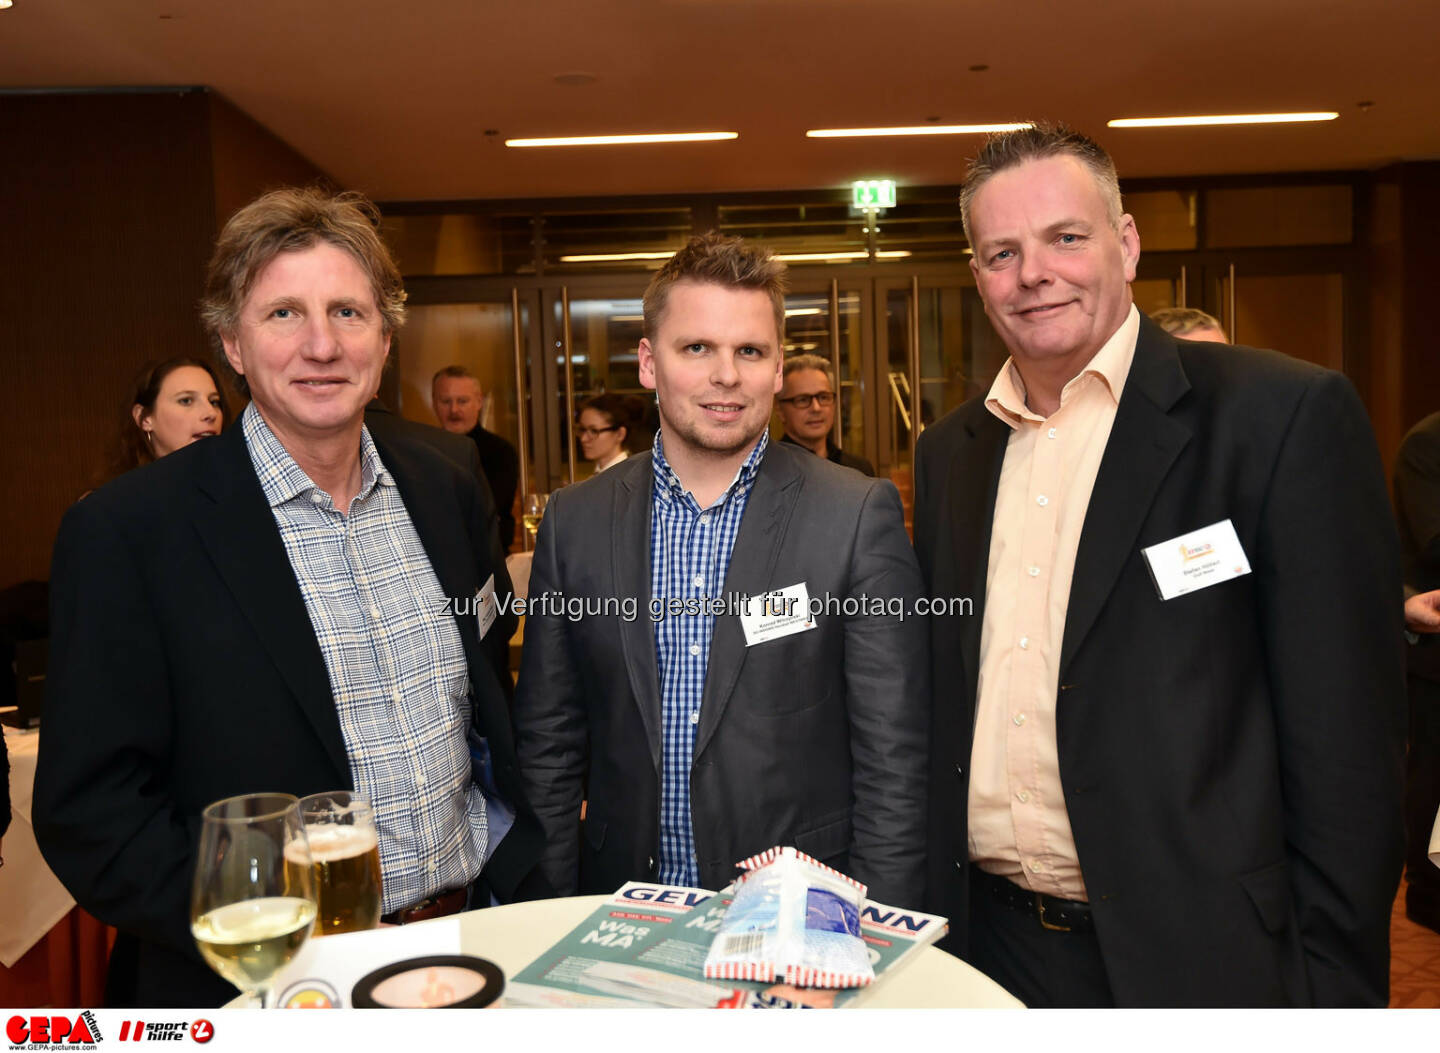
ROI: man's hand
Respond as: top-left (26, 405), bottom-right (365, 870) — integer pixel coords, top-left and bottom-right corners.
top-left (1405, 590), bottom-right (1440, 633)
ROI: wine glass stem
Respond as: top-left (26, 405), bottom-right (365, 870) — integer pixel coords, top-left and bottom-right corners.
top-left (256, 984), bottom-right (272, 1010)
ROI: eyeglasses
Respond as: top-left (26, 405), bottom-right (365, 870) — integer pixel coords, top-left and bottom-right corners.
top-left (575, 426), bottom-right (618, 438)
top-left (777, 391), bottom-right (836, 409)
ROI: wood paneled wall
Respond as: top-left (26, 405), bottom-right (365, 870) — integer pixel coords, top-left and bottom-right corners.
top-left (0, 89), bottom-right (327, 591)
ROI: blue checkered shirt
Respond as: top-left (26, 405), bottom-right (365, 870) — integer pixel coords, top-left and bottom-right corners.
top-left (650, 428), bottom-right (767, 886)
top-left (243, 404), bottom-right (488, 913)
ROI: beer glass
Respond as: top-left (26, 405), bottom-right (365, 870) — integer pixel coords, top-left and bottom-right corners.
top-left (191, 793), bottom-right (316, 1008)
top-left (293, 790), bottom-right (383, 935)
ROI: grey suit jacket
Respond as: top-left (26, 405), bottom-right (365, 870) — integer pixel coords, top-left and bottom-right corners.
top-left (513, 439), bottom-right (929, 905)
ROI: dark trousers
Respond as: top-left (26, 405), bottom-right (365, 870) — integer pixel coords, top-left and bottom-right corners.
top-left (1405, 673), bottom-right (1440, 926)
top-left (965, 867), bottom-right (1114, 1008)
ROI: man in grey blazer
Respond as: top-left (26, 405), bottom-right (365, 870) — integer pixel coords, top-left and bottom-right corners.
top-left (514, 232), bottom-right (928, 906)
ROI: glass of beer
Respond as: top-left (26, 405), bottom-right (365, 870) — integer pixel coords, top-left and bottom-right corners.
top-left (292, 790), bottom-right (383, 936)
top-left (191, 793), bottom-right (316, 1008)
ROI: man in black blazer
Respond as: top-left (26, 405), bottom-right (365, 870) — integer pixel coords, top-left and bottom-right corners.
top-left (432, 366), bottom-right (520, 551)
top-left (514, 233), bottom-right (928, 906)
top-left (915, 125), bottom-right (1404, 1006)
top-left (35, 188), bottom-right (539, 1007)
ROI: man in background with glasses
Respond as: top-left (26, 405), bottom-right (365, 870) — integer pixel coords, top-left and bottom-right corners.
top-left (775, 354), bottom-right (875, 476)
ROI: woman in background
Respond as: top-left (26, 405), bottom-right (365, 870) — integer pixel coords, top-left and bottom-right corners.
top-left (106, 357), bottom-right (228, 478)
top-left (576, 393), bottom-right (639, 473)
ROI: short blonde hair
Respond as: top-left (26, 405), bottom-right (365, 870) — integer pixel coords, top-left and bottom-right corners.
top-left (642, 231), bottom-right (788, 343)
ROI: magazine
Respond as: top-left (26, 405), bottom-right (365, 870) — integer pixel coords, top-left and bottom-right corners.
top-left (505, 880), bottom-right (947, 1008)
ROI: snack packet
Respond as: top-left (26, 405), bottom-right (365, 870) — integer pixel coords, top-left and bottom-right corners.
top-left (703, 846), bottom-right (874, 989)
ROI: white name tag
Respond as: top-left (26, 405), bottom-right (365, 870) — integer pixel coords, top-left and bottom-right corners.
top-left (1142, 519), bottom-right (1252, 601)
top-left (476, 574), bottom-right (499, 641)
top-left (739, 582), bottom-right (816, 647)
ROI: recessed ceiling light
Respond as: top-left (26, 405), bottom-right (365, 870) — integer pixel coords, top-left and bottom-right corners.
top-left (506, 132), bottom-right (738, 148)
top-left (1107, 112), bottom-right (1339, 128)
top-left (0, 2), bottom-right (15, 10)
top-left (553, 72), bottom-right (597, 87)
top-left (806, 123), bottom-right (1031, 139)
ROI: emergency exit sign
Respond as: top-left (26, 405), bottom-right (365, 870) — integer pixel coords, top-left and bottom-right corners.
top-left (852, 179), bottom-right (897, 209)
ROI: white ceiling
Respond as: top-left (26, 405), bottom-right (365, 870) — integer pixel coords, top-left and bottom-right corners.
top-left (3, 0), bottom-right (1437, 202)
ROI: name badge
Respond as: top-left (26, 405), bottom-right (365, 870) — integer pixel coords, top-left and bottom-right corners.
top-left (1141, 519), bottom-right (1252, 601)
top-left (476, 574), bottom-right (499, 641)
top-left (739, 582), bottom-right (816, 647)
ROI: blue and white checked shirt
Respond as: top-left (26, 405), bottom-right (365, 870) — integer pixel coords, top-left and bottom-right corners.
top-left (650, 428), bottom-right (768, 886)
top-left (243, 404), bottom-right (488, 912)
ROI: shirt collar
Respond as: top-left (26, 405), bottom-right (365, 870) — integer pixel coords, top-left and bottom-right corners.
top-left (242, 402), bottom-right (392, 509)
top-left (651, 427), bottom-right (769, 510)
top-left (984, 303), bottom-right (1140, 429)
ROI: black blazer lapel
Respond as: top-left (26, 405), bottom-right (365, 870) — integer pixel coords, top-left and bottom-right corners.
top-left (1060, 318), bottom-right (1193, 674)
top-left (948, 405), bottom-right (1011, 709)
top-left (191, 428), bottom-right (350, 777)
top-left (695, 444), bottom-right (801, 757)
top-left (613, 457), bottom-right (664, 769)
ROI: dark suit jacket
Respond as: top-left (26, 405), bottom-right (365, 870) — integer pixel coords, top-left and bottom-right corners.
top-left (34, 423), bottom-right (540, 1007)
top-left (915, 316), bottom-right (1406, 1006)
top-left (1394, 411), bottom-right (1440, 681)
top-left (779, 432), bottom-right (876, 477)
top-left (513, 440), bottom-right (929, 906)
top-left (466, 424), bottom-right (520, 551)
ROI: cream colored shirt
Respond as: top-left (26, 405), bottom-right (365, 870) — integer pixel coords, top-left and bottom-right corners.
top-left (969, 305), bottom-right (1140, 901)
top-left (595, 450), bottom-right (629, 472)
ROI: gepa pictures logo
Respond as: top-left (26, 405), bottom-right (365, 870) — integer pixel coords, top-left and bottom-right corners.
top-left (6, 1012), bottom-right (102, 1048)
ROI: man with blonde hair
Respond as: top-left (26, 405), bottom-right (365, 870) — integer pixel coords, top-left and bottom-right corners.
top-left (36, 187), bottom-right (539, 1007)
top-left (1151, 306), bottom-right (1227, 343)
top-left (516, 232), bottom-right (928, 905)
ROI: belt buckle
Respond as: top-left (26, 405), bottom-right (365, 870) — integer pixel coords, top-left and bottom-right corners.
top-left (1035, 893), bottom-right (1071, 932)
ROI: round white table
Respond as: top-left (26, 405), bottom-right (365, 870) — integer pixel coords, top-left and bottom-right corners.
top-left (1, 727), bottom-right (75, 967)
top-left (456, 894), bottom-right (1022, 1008)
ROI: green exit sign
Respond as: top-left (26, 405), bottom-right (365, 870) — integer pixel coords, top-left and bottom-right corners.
top-left (852, 179), bottom-right (897, 209)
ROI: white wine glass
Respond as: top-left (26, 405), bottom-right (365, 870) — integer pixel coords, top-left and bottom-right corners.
top-left (522, 492), bottom-right (549, 549)
top-left (191, 792), bottom-right (317, 1008)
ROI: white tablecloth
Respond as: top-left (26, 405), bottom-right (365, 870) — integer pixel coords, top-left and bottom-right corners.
top-left (1, 728), bottom-right (75, 967)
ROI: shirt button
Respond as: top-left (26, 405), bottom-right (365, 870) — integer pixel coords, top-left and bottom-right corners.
top-left (692, 575), bottom-right (704, 588)
top-left (1036, 494), bottom-right (1049, 507)
top-left (1013, 712), bottom-right (1027, 726)
top-left (700, 513), bottom-right (711, 524)
top-left (689, 643), bottom-right (701, 656)
top-left (1028, 859), bottom-right (1044, 873)
top-left (370, 606), bottom-right (381, 619)
top-left (1027, 565), bottom-right (1040, 577)
top-left (689, 711), bottom-right (700, 725)
top-left (1018, 636), bottom-right (1030, 650)
top-left (1047, 427), bottom-right (1058, 439)
top-left (416, 775), bottom-right (427, 787)
top-left (1017, 790), bottom-right (1030, 803)
top-left (427, 861), bottom-right (437, 873)
top-left (310, 492), bottom-right (324, 504)
top-left (391, 690), bottom-right (402, 703)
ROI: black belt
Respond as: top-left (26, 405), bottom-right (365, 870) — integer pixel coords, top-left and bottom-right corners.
top-left (972, 866), bottom-right (1094, 933)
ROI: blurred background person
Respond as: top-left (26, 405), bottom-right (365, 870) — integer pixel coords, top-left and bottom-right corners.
top-left (576, 393), bottom-right (636, 473)
top-left (775, 353), bottom-right (873, 476)
top-left (1395, 410), bottom-right (1440, 933)
top-left (97, 357), bottom-right (228, 488)
top-left (432, 365), bottom-right (519, 551)
top-left (1150, 306), bottom-right (1228, 343)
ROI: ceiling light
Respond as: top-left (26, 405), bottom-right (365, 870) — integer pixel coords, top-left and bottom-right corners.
top-left (558, 249), bottom-right (913, 265)
top-left (507, 132), bottom-right (738, 148)
top-left (784, 308), bottom-right (823, 317)
top-left (558, 252), bottom-right (678, 263)
top-left (0, 2), bottom-right (14, 9)
top-left (776, 250), bottom-right (912, 262)
top-left (806, 123), bottom-right (1031, 139)
top-left (1107, 112), bottom-right (1339, 129)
